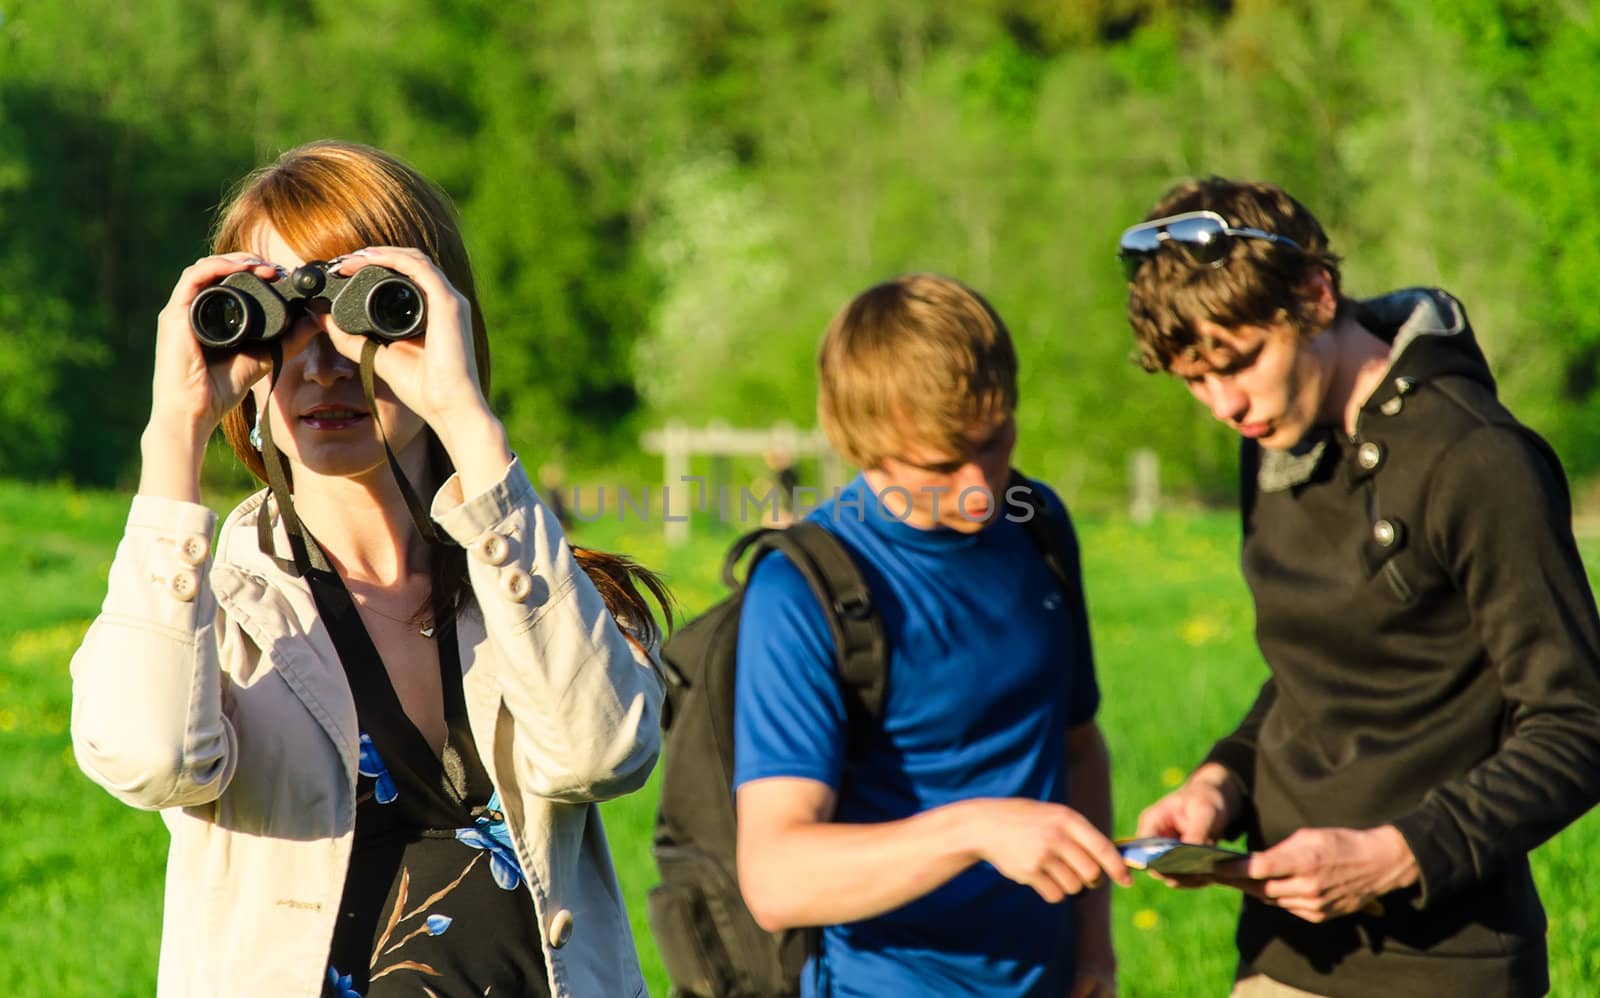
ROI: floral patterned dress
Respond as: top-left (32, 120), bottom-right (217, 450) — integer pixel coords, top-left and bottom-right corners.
top-left (309, 566), bottom-right (551, 998)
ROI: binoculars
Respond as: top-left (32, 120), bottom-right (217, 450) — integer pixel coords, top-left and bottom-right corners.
top-left (189, 261), bottom-right (426, 349)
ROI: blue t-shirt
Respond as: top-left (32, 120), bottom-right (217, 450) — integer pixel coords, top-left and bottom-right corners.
top-left (733, 475), bottom-right (1100, 998)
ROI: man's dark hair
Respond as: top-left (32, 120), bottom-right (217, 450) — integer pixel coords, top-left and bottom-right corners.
top-left (1126, 177), bottom-right (1347, 373)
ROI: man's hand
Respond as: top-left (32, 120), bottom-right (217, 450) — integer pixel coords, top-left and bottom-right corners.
top-left (1070, 966), bottom-right (1117, 997)
top-left (1070, 920), bottom-right (1117, 997)
top-left (1136, 762), bottom-right (1243, 844)
top-left (738, 781), bottom-right (1130, 931)
top-left (1065, 721), bottom-right (1117, 997)
top-left (1214, 825), bottom-right (1419, 922)
top-left (967, 798), bottom-right (1132, 902)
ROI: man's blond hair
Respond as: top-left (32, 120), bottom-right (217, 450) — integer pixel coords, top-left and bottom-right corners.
top-left (817, 274), bottom-right (1018, 469)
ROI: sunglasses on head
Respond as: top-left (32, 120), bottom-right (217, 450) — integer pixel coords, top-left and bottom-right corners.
top-left (1118, 209), bottom-right (1303, 280)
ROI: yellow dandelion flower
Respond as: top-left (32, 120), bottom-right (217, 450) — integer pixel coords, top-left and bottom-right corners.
top-left (1179, 614), bottom-right (1222, 647)
top-left (1132, 909), bottom-right (1160, 931)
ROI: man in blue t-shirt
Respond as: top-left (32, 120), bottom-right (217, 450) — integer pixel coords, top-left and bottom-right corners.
top-left (734, 274), bottom-right (1128, 998)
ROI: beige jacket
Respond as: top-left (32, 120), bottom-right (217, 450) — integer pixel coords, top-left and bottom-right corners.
top-left (70, 460), bottom-right (662, 997)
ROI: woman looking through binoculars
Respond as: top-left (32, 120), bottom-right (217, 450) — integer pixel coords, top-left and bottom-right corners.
top-left (69, 139), bottom-right (669, 998)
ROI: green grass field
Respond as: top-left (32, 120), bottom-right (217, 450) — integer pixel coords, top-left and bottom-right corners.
top-left (2, 478), bottom-right (1596, 995)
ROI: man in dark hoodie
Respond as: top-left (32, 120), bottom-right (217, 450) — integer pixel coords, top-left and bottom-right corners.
top-left (1120, 177), bottom-right (1600, 998)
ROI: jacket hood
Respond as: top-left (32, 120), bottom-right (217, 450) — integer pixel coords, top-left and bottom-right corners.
top-left (1256, 288), bottom-right (1494, 493)
top-left (1355, 287), bottom-right (1496, 395)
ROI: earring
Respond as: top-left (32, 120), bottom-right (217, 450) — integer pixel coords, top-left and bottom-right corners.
top-left (249, 414), bottom-right (263, 450)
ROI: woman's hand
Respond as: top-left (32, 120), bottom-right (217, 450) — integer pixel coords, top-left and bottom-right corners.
top-left (321, 247), bottom-right (510, 492)
top-left (321, 248), bottom-right (487, 433)
top-left (140, 253), bottom-right (282, 502)
top-left (149, 253), bottom-right (283, 434)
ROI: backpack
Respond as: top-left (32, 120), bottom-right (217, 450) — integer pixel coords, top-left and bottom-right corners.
top-left (647, 474), bottom-right (1083, 998)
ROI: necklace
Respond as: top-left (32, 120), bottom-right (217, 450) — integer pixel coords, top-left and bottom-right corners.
top-left (349, 591), bottom-right (435, 638)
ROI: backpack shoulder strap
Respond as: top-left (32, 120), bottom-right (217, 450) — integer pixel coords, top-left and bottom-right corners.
top-left (1008, 468), bottom-right (1076, 595)
top-left (1008, 469), bottom-right (1097, 676)
top-left (728, 523), bottom-right (890, 721)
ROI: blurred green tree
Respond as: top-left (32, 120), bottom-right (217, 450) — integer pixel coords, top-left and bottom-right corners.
top-left (2, 0), bottom-right (1597, 503)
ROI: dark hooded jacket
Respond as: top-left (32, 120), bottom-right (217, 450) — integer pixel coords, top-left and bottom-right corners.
top-left (1204, 288), bottom-right (1600, 997)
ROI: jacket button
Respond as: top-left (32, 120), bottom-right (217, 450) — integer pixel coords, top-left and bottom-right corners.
top-left (1357, 441), bottom-right (1384, 470)
top-left (548, 908), bottom-right (574, 949)
top-left (168, 569), bottom-right (200, 602)
top-left (1394, 376), bottom-right (1418, 395)
top-left (1373, 519), bottom-right (1398, 547)
top-left (1380, 395), bottom-right (1404, 416)
top-left (178, 533), bottom-right (211, 567)
top-left (501, 568), bottom-right (533, 603)
top-left (476, 533), bottom-right (510, 566)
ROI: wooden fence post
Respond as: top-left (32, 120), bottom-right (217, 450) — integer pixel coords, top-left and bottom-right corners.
top-left (1130, 447), bottom-right (1159, 524)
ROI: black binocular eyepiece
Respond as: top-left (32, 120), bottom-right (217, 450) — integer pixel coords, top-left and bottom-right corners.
top-left (189, 261), bottom-right (426, 350)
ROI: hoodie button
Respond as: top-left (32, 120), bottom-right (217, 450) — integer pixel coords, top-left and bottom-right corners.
top-left (1357, 442), bottom-right (1384, 470)
top-left (1373, 519), bottom-right (1398, 547)
top-left (548, 908), bottom-right (574, 948)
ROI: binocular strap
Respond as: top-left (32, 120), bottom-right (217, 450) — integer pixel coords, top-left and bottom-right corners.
top-left (252, 339), bottom-right (452, 578)
top-left (255, 340), bottom-right (316, 577)
top-left (359, 337), bottom-right (447, 548)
